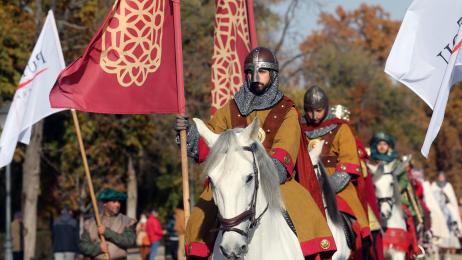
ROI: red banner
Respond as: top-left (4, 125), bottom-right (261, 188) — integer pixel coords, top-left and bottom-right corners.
top-left (50, 0), bottom-right (182, 114)
top-left (210, 0), bottom-right (257, 115)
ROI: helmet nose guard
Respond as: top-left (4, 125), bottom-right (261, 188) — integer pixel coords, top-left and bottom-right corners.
top-left (244, 47), bottom-right (278, 84)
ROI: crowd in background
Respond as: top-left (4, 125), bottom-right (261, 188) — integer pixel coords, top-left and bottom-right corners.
top-left (9, 199), bottom-right (185, 260)
top-left (5, 166), bottom-right (462, 260)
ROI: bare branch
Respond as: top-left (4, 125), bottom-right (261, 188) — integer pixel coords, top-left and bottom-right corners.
top-left (62, 45), bottom-right (89, 52)
top-left (273, 0), bottom-right (299, 55)
top-left (58, 20), bottom-right (87, 30)
top-left (279, 50), bottom-right (311, 73)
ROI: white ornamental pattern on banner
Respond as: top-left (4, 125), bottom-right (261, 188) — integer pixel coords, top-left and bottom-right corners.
top-left (100, 0), bottom-right (165, 87)
top-left (211, 0), bottom-right (251, 114)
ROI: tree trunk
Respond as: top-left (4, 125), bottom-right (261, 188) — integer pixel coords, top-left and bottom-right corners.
top-left (126, 156), bottom-right (137, 219)
top-left (79, 176), bottom-right (87, 236)
top-left (22, 120), bottom-right (43, 260)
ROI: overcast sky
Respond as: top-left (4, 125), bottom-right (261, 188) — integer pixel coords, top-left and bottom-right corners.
top-left (272, 0), bottom-right (413, 49)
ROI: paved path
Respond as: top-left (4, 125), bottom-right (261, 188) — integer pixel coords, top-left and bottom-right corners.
top-left (128, 246), bottom-right (166, 260)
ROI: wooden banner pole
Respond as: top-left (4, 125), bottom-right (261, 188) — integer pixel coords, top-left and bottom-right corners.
top-left (71, 110), bottom-right (109, 260)
top-left (172, 0), bottom-right (191, 226)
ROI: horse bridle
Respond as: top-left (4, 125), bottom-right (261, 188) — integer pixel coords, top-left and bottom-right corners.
top-left (377, 172), bottom-right (395, 220)
top-left (215, 143), bottom-right (269, 239)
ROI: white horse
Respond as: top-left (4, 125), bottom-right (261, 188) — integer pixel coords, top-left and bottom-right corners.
top-left (309, 140), bottom-right (351, 260)
top-left (193, 118), bottom-right (304, 260)
top-left (373, 169), bottom-right (407, 260)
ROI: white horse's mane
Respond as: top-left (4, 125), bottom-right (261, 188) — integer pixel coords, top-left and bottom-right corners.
top-left (202, 128), bottom-right (282, 211)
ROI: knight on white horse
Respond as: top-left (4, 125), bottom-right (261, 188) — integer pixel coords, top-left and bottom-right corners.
top-left (368, 132), bottom-right (425, 259)
top-left (176, 47), bottom-right (335, 259)
top-left (194, 118), bottom-right (305, 259)
top-left (301, 86), bottom-right (372, 259)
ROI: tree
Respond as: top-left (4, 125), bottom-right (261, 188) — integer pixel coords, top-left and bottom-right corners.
top-left (298, 4), bottom-right (428, 169)
top-left (425, 85), bottom-right (462, 195)
top-left (300, 4), bottom-right (400, 64)
top-left (296, 3), bottom-right (462, 197)
top-left (0, 0), bottom-right (307, 256)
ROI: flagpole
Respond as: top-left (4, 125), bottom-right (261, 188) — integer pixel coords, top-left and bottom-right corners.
top-left (246, 0), bottom-right (258, 48)
top-left (71, 110), bottom-right (109, 260)
top-left (172, 0), bottom-right (191, 226)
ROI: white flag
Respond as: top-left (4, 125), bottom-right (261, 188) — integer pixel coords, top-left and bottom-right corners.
top-left (385, 0), bottom-right (462, 157)
top-left (0, 10), bottom-right (66, 168)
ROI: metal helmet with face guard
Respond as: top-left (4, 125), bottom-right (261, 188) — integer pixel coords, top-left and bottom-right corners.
top-left (244, 47), bottom-right (279, 88)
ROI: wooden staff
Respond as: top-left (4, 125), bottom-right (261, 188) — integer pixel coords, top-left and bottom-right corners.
top-left (172, 0), bottom-right (191, 226)
top-left (71, 110), bottom-right (110, 260)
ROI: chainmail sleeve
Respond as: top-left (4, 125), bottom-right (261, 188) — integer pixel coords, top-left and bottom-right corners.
top-left (272, 158), bottom-right (289, 184)
top-left (176, 124), bottom-right (200, 160)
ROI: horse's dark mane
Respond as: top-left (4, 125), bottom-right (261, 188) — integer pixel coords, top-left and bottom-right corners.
top-left (317, 163), bottom-right (341, 225)
top-left (203, 129), bottom-right (282, 211)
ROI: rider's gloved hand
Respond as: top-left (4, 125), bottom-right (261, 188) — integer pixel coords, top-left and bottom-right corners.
top-left (175, 114), bottom-right (189, 131)
top-left (175, 115), bottom-right (200, 160)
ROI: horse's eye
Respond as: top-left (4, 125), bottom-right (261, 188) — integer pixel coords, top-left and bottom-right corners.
top-left (246, 174), bottom-right (254, 184)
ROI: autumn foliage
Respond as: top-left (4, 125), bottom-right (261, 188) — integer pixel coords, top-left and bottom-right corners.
top-left (298, 4), bottom-right (462, 196)
top-left (1, 3), bottom-right (462, 256)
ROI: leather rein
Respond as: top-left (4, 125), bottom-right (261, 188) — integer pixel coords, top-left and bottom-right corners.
top-left (214, 143), bottom-right (269, 239)
top-left (377, 171), bottom-right (396, 220)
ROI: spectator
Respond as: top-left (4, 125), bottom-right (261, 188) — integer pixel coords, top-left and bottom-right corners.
top-left (431, 171), bottom-right (462, 255)
top-left (11, 212), bottom-right (25, 260)
top-left (136, 213), bottom-right (150, 260)
top-left (165, 214), bottom-right (178, 260)
top-left (146, 209), bottom-right (164, 260)
top-left (79, 189), bottom-right (136, 259)
top-left (52, 206), bottom-right (79, 260)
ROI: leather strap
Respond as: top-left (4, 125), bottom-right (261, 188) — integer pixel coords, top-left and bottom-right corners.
top-left (319, 125), bottom-right (340, 168)
top-left (262, 97), bottom-right (293, 151)
top-left (230, 97), bottom-right (294, 151)
top-left (230, 99), bottom-right (247, 128)
top-left (321, 155), bottom-right (339, 167)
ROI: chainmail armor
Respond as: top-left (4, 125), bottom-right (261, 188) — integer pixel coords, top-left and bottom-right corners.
top-left (233, 72), bottom-right (283, 116)
top-left (302, 113), bottom-right (338, 139)
top-left (176, 124), bottom-right (200, 160)
top-left (328, 171), bottom-right (351, 193)
top-left (272, 158), bottom-right (289, 184)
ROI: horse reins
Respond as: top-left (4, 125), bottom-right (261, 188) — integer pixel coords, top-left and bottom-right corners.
top-left (377, 171), bottom-right (396, 220)
top-left (215, 143), bottom-right (269, 239)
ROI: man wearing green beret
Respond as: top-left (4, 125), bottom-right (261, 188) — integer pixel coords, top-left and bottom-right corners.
top-left (79, 189), bottom-right (137, 259)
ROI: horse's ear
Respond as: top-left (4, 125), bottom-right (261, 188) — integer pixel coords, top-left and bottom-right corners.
top-left (243, 118), bottom-right (260, 141)
top-left (192, 118), bottom-right (218, 147)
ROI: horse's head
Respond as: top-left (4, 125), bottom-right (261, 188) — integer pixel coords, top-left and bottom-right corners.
top-left (193, 118), bottom-right (281, 259)
top-left (373, 171), bottom-right (399, 220)
top-left (308, 139), bottom-right (325, 166)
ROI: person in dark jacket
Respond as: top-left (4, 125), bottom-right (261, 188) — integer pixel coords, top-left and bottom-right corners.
top-left (11, 212), bottom-right (25, 260)
top-left (52, 206), bottom-right (79, 260)
top-left (165, 214), bottom-right (178, 260)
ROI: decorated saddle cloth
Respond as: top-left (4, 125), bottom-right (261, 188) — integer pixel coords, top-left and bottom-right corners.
top-left (185, 97), bottom-right (335, 258)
